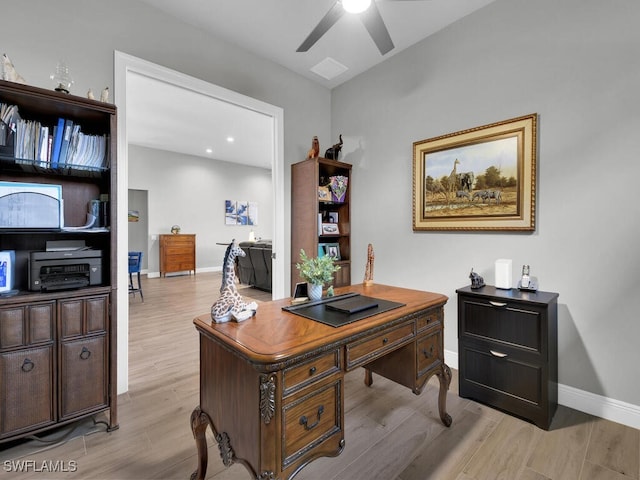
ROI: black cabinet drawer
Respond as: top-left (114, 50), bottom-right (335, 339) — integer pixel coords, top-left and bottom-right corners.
top-left (459, 298), bottom-right (544, 353)
top-left (460, 340), bottom-right (542, 405)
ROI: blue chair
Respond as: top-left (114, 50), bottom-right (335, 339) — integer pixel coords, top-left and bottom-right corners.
top-left (128, 251), bottom-right (143, 301)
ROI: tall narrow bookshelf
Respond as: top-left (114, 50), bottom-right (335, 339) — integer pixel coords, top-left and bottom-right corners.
top-left (291, 157), bottom-right (351, 293)
top-left (0, 79), bottom-right (118, 442)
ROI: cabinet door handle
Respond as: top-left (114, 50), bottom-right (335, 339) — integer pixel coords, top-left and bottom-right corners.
top-left (422, 345), bottom-right (434, 358)
top-left (489, 350), bottom-right (508, 358)
top-left (79, 347), bottom-right (92, 360)
top-left (299, 405), bottom-right (324, 431)
top-left (21, 358), bottom-right (35, 372)
top-left (489, 301), bottom-right (507, 308)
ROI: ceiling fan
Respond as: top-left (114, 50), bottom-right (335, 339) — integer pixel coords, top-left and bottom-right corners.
top-left (297, 0), bottom-right (428, 56)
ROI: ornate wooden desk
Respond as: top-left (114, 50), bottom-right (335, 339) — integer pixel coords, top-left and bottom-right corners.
top-left (190, 284), bottom-right (451, 480)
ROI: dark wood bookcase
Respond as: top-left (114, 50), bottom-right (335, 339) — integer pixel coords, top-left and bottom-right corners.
top-left (0, 79), bottom-right (118, 442)
top-left (291, 157), bottom-right (351, 293)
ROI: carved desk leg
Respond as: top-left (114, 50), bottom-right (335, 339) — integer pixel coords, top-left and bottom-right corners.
top-left (436, 363), bottom-right (453, 427)
top-left (363, 368), bottom-right (373, 387)
top-left (190, 406), bottom-right (210, 480)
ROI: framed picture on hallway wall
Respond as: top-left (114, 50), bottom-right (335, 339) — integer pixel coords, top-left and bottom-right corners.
top-left (412, 113), bottom-right (537, 231)
top-left (225, 200), bottom-right (258, 226)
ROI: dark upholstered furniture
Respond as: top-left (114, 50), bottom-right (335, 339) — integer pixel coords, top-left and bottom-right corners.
top-left (237, 241), bottom-right (272, 292)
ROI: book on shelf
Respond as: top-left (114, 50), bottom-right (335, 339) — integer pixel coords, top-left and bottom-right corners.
top-left (38, 126), bottom-right (49, 162)
top-left (57, 119), bottom-right (74, 165)
top-left (50, 117), bottom-right (65, 167)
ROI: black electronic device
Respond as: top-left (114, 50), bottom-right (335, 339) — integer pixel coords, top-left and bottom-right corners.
top-left (29, 250), bottom-right (102, 291)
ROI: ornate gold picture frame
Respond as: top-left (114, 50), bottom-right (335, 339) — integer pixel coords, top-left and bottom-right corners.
top-left (413, 113), bottom-right (537, 231)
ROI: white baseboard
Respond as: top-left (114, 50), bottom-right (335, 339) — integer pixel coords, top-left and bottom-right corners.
top-left (444, 349), bottom-right (640, 430)
top-left (558, 384), bottom-right (640, 429)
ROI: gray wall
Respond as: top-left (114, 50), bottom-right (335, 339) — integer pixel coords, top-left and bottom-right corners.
top-left (332, 0), bottom-right (640, 409)
top-left (128, 145), bottom-right (273, 275)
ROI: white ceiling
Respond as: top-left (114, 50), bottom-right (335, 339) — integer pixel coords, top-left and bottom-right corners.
top-left (126, 71), bottom-right (274, 168)
top-left (127, 0), bottom-right (496, 166)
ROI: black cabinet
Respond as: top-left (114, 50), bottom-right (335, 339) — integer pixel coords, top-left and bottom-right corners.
top-left (456, 285), bottom-right (558, 429)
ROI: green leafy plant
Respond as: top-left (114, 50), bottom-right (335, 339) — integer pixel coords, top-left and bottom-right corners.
top-left (296, 249), bottom-right (340, 286)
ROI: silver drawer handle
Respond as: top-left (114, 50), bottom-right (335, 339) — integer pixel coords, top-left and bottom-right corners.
top-left (489, 301), bottom-right (507, 308)
top-left (490, 350), bottom-right (508, 358)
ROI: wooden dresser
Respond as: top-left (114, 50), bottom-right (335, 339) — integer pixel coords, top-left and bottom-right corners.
top-left (457, 285), bottom-right (559, 429)
top-left (159, 234), bottom-right (196, 277)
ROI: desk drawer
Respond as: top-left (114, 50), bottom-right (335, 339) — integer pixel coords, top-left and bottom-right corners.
top-left (416, 307), bottom-right (442, 334)
top-left (417, 329), bottom-right (442, 376)
top-left (346, 323), bottom-right (414, 370)
top-left (282, 378), bottom-right (342, 468)
top-left (283, 350), bottom-right (341, 396)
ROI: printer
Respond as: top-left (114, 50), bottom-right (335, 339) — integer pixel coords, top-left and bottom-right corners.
top-left (29, 250), bottom-right (102, 291)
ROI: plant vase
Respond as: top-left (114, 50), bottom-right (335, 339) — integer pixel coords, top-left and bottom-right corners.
top-left (329, 175), bottom-right (348, 203)
top-left (308, 283), bottom-right (323, 301)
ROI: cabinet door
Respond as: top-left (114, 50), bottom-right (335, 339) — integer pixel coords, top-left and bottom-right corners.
top-left (59, 295), bottom-right (108, 340)
top-left (0, 302), bottom-right (54, 349)
top-left (0, 346), bottom-right (55, 438)
top-left (59, 335), bottom-right (107, 419)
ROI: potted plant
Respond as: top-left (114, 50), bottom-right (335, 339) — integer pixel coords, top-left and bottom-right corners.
top-left (296, 249), bottom-right (340, 301)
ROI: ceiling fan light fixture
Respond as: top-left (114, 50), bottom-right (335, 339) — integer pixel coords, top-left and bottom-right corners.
top-left (342, 0), bottom-right (371, 14)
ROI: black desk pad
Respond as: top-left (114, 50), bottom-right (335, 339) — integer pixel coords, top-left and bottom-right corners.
top-left (283, 293), bottom-right (405, 327)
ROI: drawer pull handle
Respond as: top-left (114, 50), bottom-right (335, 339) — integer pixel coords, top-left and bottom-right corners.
top-left (299, 405), bottom-right (324, 431)
top-left (490, 350), bottom-right (508, 358)
top-left (21, 358), bottom-right (35, 372)
top-left (422, 346), bottom-right (434, 358)
top-left (309, 366), bottom-right (317, 376)
top-left (80, 347), bottom-right (92, 360)
top-left (382, 338), bottom-right (388, 344)
top-left (489, 301), bottom-right (507, 308)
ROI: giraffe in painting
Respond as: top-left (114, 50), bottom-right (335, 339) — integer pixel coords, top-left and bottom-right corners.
top-left (447, 158), bottom-right (460, 201)
top-left (211, 239), bottom-right (258, 323)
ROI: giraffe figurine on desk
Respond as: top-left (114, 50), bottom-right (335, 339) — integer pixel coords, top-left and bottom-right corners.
top-left (211, 239), bottom-right (258, 323)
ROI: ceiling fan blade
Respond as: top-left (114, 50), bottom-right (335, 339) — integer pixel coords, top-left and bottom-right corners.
top-left (296, 1), bottom-right (346, 52)
top-left (360, 1), bottom-right (395, 55)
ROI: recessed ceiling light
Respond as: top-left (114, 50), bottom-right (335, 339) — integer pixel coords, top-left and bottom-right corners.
top-left (227, 136), bottom-right (235, 143)
top-left (205, 148), bottom-right (213, 154)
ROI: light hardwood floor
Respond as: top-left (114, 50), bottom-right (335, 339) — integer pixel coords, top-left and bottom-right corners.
top-left (1, 272), bottom-right (638, 480)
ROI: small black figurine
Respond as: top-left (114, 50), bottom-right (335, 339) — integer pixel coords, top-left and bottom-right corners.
top-left (469, 268), bottom-right (485, 289)
top-left (324, 134), bottom-right (343, 160)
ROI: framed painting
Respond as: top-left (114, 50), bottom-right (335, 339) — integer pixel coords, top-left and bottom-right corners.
top-left (412, 113), bottom-right (537, 231)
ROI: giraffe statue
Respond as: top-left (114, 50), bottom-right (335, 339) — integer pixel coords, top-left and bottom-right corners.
top-left (211, 239), bottom-right (258, 323)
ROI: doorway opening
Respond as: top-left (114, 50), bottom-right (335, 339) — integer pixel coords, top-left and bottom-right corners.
top-left (114, 52), bottom-right (285, 393)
